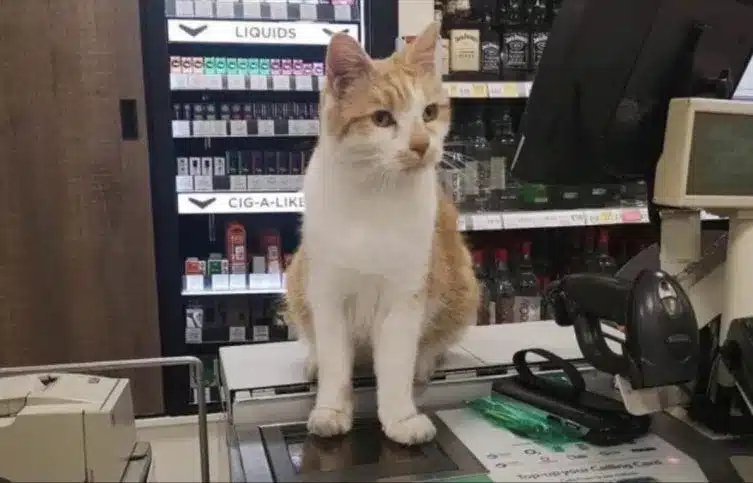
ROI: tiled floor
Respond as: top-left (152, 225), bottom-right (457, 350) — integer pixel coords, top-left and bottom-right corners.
top-left (136, 413), bottom-right (229, 482)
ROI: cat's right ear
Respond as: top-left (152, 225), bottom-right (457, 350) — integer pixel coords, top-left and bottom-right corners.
top-left (326, 33), bottom-right (373, 96)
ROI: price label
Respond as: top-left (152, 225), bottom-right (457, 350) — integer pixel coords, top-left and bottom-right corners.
top-left (455, 83), bottom-right (473, 98)
top-left (212, 120), bottom-right (228, 137)
top-left (306, 120), bottom-right (320, 135)
top-left (216, 1), bottom-right (236, 17)
top-left (205, 74), bottom-right (223, 90)
top-left (193, 0), bottom-right (214, 18)
top-left (249, 75), bottom-right (268, 91)
top-left (242, 1), bottom-right (262, 18)
top-left (585, 209), bottom-right (621, 226)
top-left (524, 82), bottom-right (533, 96)
top-left (639, 208), bottom-right (651, 223)
top-left (288, 119), bottom-right (304, 136)
top-left (226, 74), bottom-right (246, 90)
top-left (334, 4), bottom-right (351, 21)
top-left (170, 73), bottom-right (188, 90)
top-left (272, 75), bottom-right (291, 91)
top-left (270, 2), bottom-right (288, 19)
top-left (568, 211), bottom-right (586, 226)
top-left (175, 0), bottom-right (195, 17)
top-left (253, 325), bottom-right (270, 342)
top-left (470, 213), bottom-right (504, 231)
top-left (300, 4), bottom-right (317, 20)
top-left (503, 213), bottom-right (537, 230)
top-left (457, 215), bottom-right (467, 231)
top-left (229, 326), bottom-right (247, 342)
top-left (211, 274), bottom-right (230, 290)
top-left (470, 83), bottom-right (488, 98)
top-left (229, 273), bottom-right (248, 289)
top-left (257, 119), bottom-right (275, 137)
top-left (229, 120), bottom-right (248, 137)
top-left (295, 75), bottom-right (313, 91)
top-left (172, 120), bottom-right (191, 138)
top-left (620, 208), bottom-right (644, 224)
top-left (186, 75), bottom-right (204, 90)
top-left (185, 327), bottom-right (203, 344)
top-left (488, 82), bottom-right (517, 98)
top-left (184, 274), bottom-right (206, 292)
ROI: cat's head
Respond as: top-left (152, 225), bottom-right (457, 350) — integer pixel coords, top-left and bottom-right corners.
top-left (320, 22), bottom-right (449, 175)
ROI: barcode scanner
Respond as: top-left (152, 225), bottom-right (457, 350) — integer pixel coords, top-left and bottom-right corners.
top-left (546, 270), bottom-right (699, 390)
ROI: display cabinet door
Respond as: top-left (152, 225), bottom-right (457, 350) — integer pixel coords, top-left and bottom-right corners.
top-left (0, 0), bottom-right (163, 415)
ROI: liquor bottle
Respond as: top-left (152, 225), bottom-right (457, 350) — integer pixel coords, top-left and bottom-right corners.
top-left (448, 0), bottom-right (482, 74)
top-left (466, 108), bottom-right (492, 211)
top-left (478, 0), bottom-right (501, 77)
top-left (488, 106), bottom-right (516, 194)
top-left (551, 0), bottom-right (564, 20)
top-left (473, 250), bottom-right (491, 325)
top-left (442, 122), bottom-right (465, 204)
top-left (565, 232), bottom-right (586, 274)
top-left (514, 241), bottom-right (542, 322)
top-left (528, 0), bottom-right (549, 73)
top-left (587, 229), bottom-right (618, 275)
top-left (492, 248), bottom-right (517, 324)
top-left (500, 0), bottom-right (530, 80)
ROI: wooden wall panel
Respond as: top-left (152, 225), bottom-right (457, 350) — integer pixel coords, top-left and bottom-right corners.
top-left (0, 0), bottom-right (163, 415)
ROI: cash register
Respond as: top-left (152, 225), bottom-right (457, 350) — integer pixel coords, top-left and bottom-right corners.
top-left (222, 0), bottom-right (753, 481)
top-left (0, 373), bottom-right (149, 482)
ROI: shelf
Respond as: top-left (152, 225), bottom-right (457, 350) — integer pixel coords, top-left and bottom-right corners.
top-left (185, 325), bottom-right (290, 344)
top-left (171, 73), bottom-right (324, 91)
top-left (183, 273), bottom-right (285, 294)
top-left (459, 207), bottom-right (650, 231)
top-left (166, 1), bottom-right (360, 23)
top-left (167, 18), bottom-right (359, 45)
top-left (444, 81), bottom-right (532, 99)
top-left (172, 119), bottom-right (319, 138)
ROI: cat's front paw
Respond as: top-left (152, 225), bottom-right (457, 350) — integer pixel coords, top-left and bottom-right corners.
top-left (307, 407), bottom-right (353, 437)
top-left (382, 413), bottom-right (436, 445)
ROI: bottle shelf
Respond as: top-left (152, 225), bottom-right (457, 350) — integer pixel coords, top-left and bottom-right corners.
top-left (172, 119), bottom-right (319, 138)
top-left (185, 325), bottom-right (284, 344)
top-left (166, 0), bottom-right (360, 23)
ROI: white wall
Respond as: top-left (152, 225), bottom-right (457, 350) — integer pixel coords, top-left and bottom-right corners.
top-left (398, 0), bottom-right (434, 37)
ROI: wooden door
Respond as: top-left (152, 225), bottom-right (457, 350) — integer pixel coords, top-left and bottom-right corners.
top-left (0, 0), bottom-right (164, 415)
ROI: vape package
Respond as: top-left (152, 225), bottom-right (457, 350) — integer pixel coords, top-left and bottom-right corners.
top-left (237, 57), bottom-right (249, 73)
top-left (189, 157), bottom-right (202, 175)
top-left (181, 57), bottom-right (193, 73)
top-left (177, 157), bottom-right (190, 176)
top-left (281, 59), bottom-right (293, 75)
top-left (192, 103), bottom-right (206, 120)
top-left (186, 305), bottom-right (204, 329)
top-left (201, 157), bottom-right (214, 176)
top-left (259, 58), bottom-right (271, 75)
top-left (170, 56), bottom-right (183, 73)
top-left (313, 62), bottom-right (325, 76)
top-left (261, 230), bottom-right (283, 274)
top-left (249, 58), bottom-right (260, 74)
top-left (207, 253), bottom-right (223, 275)
top-left (192, 57), bottom-right (204, 73)
top-left (219, 103), bottom-right (232, 120)
top-left (271, 58), bottom-right (282, 75)
top-left (185, 257), bottom-right (205, 275)
top-left (226, 221), bottom-right (248, 274)
top-left (215, 57), bottom-right (228, 73)
top-left (205, 103), bottom-right (218, 120)
top-left (251, 256), bottom-right (266, 274)
top-left (303, 63), bottom-right (313, 76)
top-left (293, 59), bottom-right (304, 76)
top-left (205, 57), bottom-right (216, 74)
top-left (214, 157), bottom-right (226, 176)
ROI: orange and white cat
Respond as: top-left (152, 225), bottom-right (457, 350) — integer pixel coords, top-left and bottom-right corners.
top-left (284, 22), bottom-right (479, 446)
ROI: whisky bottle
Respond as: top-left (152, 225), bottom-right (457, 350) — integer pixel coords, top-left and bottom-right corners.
top-left (528, 0), bottom-right (549, 72)
top-left (500, 0), bottom-right (530, 79)
top-left (448, 0), bottom-right (481, 74)
top-left (478, 0), bottom-right (501, 78)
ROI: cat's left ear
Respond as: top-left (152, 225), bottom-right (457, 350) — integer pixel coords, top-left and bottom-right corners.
top-left (405, 21), bottom-right (440, 75)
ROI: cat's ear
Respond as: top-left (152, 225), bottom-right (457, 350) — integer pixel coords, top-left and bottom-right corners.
top-left (326, 33), bottom-right (373, 96)
top-left (404, 21), bottom-right (440, 75)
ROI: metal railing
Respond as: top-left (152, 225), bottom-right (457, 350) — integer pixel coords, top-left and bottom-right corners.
top-left (0, 356), bottom-right (210, 483)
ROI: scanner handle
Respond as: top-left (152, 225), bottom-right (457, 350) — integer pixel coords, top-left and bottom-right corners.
top-left (574, 313), bottom-right (630, 376)
top-left (513, 348), bottom-right (586, 400)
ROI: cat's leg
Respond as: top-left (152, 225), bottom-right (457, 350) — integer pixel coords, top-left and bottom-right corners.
top-left (306, 283), bottom-right (354, 437)
top-left (414, 343), bottom-right (445, 384)
top-left (374, 293), bottom-right (437, 445)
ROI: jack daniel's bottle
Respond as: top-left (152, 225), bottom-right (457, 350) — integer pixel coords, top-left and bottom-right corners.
top-left (500, 0), bottom-right (530, 80)
top-left (447, 0), bottom-right (482, 74)
top-left (478, 0), bottom-right (501, 78)
top-left (528, 0), bottom-right (549, 73)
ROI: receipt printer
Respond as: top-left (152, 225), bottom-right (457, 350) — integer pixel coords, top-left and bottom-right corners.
top-left (0, 373), bottom-right (137, 482)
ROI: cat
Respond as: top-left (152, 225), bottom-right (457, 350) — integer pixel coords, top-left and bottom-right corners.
top-left (283, 21), bottom-right (479, 446)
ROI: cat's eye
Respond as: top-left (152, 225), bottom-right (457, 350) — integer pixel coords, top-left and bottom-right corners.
top-left (423, 103), bottom-right (439, 122)
top-left (372, 110), bottom-right (396, 127)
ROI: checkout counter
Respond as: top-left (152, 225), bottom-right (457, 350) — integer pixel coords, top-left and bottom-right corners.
top-left (219, 322), bottom-right (753, 482)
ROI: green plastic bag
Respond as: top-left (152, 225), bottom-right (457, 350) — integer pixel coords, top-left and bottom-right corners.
top-left (469, 393), bottom-right (584, 452)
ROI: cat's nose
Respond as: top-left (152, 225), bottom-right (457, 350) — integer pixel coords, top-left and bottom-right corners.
top-left (409, 134), bottom-right (429, 157)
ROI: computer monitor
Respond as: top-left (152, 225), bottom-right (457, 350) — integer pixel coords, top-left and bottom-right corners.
top-left (654, 97), bottom-right (753, 209)
top-left (510, 0), bottom-right (753, 187)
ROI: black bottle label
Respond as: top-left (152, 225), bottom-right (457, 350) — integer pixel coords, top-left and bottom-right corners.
top-left (532, 32), bottom-right (549, 68)
top-left (481, 38), bottom-right (501, 74)
top-left (503, 31), bottom-right (529, 70)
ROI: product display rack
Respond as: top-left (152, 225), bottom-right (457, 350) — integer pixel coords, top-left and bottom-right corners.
top-left (142, 0), bottom-right (398, 415)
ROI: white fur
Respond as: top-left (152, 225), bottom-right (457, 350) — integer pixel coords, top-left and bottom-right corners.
top-left (301, 84), bottom-right (448, 445)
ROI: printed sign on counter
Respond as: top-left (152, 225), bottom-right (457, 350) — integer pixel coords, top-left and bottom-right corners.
top-left (437, 408), bottom-right (708, 482)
